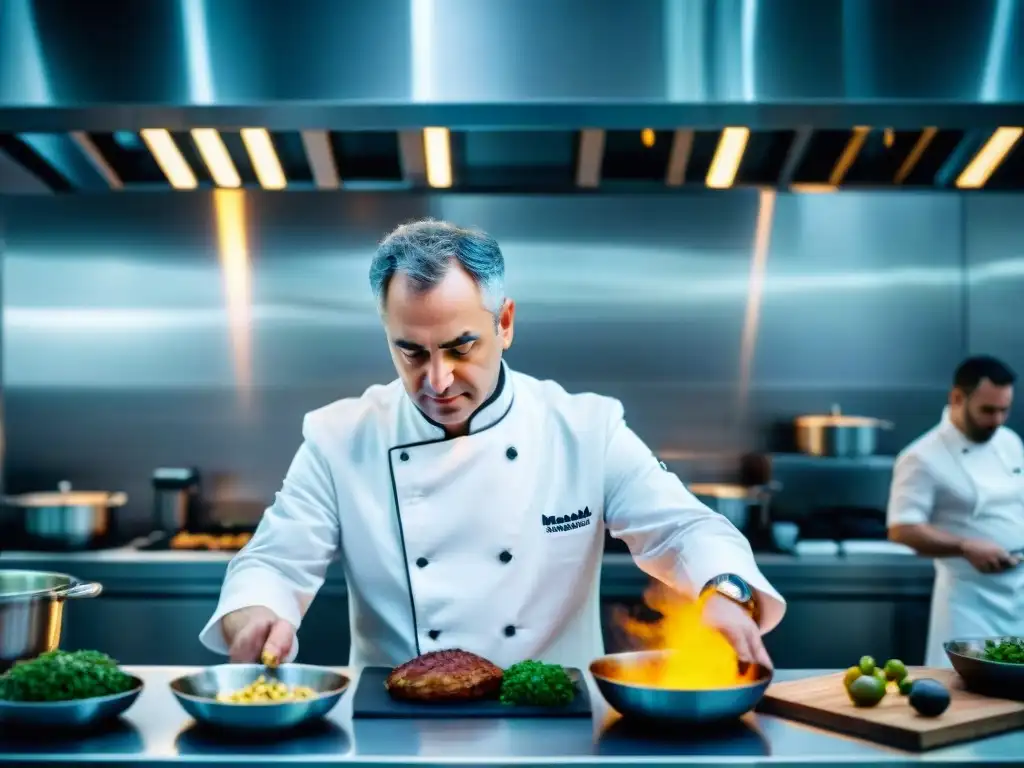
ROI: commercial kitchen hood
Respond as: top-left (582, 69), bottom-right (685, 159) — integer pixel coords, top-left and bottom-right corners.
top-left (1, 0), bottom-right (1022, 195)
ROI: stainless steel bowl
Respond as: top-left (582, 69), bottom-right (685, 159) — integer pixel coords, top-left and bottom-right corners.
top-left (945, 637), bottom-right (1024, 701)
top-left (0, 570), bottom-right (103, 672)
top-left (169, 664), bottom-right (349, 732)
top-left (590, 650), bottom-right (772, 725)
top-left (0, 675), bottom-right (143, 728)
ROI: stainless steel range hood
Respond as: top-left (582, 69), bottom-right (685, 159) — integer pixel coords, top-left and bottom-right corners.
top-left (1, 0), bottom-right (1022, 194)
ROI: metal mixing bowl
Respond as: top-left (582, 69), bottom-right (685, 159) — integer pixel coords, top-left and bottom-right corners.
top-left (0, 675), bottom-right (143, 728)
top-left (0, 570), bottom-right (103, 672)
top-left (590, 650), bottom-right (773, 725)
top-left (169, 664), bottom-right (350, 732)
top-left (945, 637), bottom-right (1024, 701)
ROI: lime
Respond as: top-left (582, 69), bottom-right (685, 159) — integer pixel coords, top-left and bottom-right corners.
top-left (843, 666), bottom-right (862, 689)
top-left (873, 668), bottom-right (888, 686)
top-left (848, 675), bottom-right (887, 707)
top-left (858, 655), bottom-right (876, 675)
top-left (884, 659), bottom-right (907, 682)
top-left (898, 677), bottom-right (914, 696)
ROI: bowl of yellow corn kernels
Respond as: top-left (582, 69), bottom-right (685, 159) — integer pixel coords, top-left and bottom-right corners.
top-left (168, 661), bottom-right (349, 732)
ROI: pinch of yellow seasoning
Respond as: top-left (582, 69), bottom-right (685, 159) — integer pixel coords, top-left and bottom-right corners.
top-left (214, 674), bottom-right (317, 704)
top-left (261, 650), bottom-right (279, 668)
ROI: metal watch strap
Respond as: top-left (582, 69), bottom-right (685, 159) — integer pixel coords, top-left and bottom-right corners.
top-left (702, 573), bottom-right (760, 625)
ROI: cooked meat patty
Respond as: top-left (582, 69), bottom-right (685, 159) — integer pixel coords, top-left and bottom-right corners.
top-left (385, 649), bottom-right (504, 702)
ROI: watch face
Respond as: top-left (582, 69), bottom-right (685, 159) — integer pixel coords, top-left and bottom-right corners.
top-left (718, 580), bottom-right (744, 602)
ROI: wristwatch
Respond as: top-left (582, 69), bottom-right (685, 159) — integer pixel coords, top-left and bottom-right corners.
top-left (701, 573), bottom-right (760, 625)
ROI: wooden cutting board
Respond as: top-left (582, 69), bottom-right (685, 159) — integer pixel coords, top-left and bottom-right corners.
top-left (758, 668), bottom-right (1024, 751)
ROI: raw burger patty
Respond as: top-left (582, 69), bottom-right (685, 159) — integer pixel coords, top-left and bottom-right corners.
top-left (385, 649), bottom-right (504, 702)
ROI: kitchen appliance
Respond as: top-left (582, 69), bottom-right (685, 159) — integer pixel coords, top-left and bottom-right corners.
top-left (590, 650), bottom-right (771, 724)
top-left (763, 453), bottom-right (895, 544)
top-left (0, 570), bottom-right (103, 671)
top-left (794, 405), bottom-right (893, 458)
top-left (2, 482), bottom-right (128, 551)
top-left (151, 467), bottom-right (203, 534)
top-left (760, 668), bottom-right (1024, 751)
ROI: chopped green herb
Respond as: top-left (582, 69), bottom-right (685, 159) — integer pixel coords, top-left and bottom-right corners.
top-left (982, 638), bottom-right (1024, 665)
top-left (0, 650), bottom-right (135, 702)
top-left (500, 660), bottom-right (575, 707)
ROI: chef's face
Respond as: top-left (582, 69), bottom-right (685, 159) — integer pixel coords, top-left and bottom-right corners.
top-left (382, 265), bottom-right (515, 435)
top-left (953, 379), bottom-right (1013, 443)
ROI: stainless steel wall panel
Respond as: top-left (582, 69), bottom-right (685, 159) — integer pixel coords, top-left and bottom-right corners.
top-left (0, 191), bottom-right (1010, 530)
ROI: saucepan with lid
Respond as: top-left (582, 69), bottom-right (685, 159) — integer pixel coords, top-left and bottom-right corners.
top-left (794, 404), bottom-right (893, 458)
top-left (3, 481), bottom-right (128, 550)
top-left (686, 482), bottom-right (779, 534)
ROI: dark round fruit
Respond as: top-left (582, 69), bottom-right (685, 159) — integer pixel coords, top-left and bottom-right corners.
top-left (909, 678), bottom-right (951, 717)
top-left (848, 675), bottom-right (886, 707)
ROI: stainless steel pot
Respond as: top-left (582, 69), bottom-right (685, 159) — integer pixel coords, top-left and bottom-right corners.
top-left (794, 404), bottom-right (893, 458)
top-left (687, 483), bottom-right (776, 532)
top-left (4, 481), bottom-right (127, 550)
top-left (0, 570), bottom-right (103, 672)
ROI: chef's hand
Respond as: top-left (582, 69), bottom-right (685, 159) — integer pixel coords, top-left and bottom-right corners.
top-left (961, 538), bottom-right (1021, 574)
top-left (222, 606), bottom-right (295, 664)
top-left (702, 594), bottom-right (773, 671)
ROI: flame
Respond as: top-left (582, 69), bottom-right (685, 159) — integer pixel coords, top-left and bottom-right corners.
top-left (613, 583), bottom-right (758, 689)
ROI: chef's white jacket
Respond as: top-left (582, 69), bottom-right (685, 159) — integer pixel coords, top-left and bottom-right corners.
top-left (887, 407), bottom-right (1024, 666)
top-left (200, 362), bottom-right (786, 670)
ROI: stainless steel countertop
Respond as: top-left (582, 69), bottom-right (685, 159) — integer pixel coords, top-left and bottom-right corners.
top-left (1, 667), bottom-right (1020, 766)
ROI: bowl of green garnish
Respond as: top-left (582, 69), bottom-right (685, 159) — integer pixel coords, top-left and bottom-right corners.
top-left (944, 637), bottom-right (1024, 701)
top-left (0, 649), bottom-right (143, 728)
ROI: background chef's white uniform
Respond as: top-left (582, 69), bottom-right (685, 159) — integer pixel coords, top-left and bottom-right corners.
top-left (887, 406), bottom-right (1024, 667)
top-left (200, 362), bottom-right (786, 671)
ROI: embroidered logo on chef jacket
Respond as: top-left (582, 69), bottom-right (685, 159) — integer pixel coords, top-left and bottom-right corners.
top-left (542, 506), bottom-right (593, 534)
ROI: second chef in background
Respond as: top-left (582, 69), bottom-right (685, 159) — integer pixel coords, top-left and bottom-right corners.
top-left (888, 355), bottom-right (1023, 667)
top-left (199, 219), bottom-right (786, 672)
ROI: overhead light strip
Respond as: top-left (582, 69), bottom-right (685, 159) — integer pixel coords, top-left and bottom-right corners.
top-left (828, 126), bottom-right (871, 187)
top-left (191, 129), bottom-right (241, 188)
top-left (956, 127), bottom-right (1023, 189)
top-left (240, 128), bottom-right (287, 190)
top-left (575, 129), bottom-right (605, 188)
top-left (894, 127), bottom-right (938, 184)
top-left (665, 129), bottom-right (694, 187)
top-left (423, 127), bottom-right (452, 188)
top-left (301, 130), bottom-right (341, 189)
top-left (140, 129), bottom-right (197, 190)
top-left (69, 131), bottom-right (124, 190)
top-left (706, 127), bottom-right (749, 189)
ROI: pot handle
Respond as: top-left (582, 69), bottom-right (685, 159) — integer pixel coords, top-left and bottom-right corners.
top-left (107, 492), bottom-right (128, 507)
top-left (52, 580), bottom-right (103, 600)
top-left (877, 420), bottom-right (895, 430)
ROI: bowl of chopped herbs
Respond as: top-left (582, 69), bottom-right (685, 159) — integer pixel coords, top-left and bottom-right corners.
top-left (0, 649), bottom-right (143, 728)
top-left (944, 637), bottom-right (1024, 700)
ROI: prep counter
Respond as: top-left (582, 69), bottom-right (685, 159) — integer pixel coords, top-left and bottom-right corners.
top-left (0, 667), bottom-right (1020, 767)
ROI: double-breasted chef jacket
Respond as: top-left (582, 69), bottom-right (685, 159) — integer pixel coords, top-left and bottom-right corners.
top-left (200, 362), bottom-right (786, 671)
top-left (888, 406), bottom-right (1024, 667)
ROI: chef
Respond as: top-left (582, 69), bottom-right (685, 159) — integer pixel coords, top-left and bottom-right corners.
top-left (887, 355), bottom-right (1023, 667)
top-left (199, 218), bottom-right (787, 672)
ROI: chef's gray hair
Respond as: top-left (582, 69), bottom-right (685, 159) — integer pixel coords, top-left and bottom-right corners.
top-left (369, 218), bottom-right (506, 317)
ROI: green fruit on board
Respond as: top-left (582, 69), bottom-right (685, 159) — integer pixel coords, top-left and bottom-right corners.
top-left (858, 655), bottom-right (876, 675)
top-left (848, 675), bottom-right (887, 707)
top-left (843, 666), bottom-right (862, 689)
top-left (883, 659), bottom-right (907, 682)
